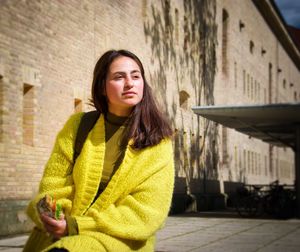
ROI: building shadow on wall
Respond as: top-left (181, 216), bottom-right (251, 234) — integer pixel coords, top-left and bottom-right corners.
top-left (143, 0), bottom-right (226, 214)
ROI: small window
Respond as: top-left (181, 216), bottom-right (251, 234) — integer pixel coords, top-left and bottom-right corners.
top-left (175, 9), bottom-right (179, 43)
top-left (142, 0), bottom-right (147, 17)
top-left (234, 146), bottom-right (238, 172)
top-left (0, 76), bottom-right (3, 142)
top-left (258, 82), bottom-right (261, 102)
top-left (179, 91), bottom-right (190, 110)
top-left (222, 9), bottom-right (229, 75)
top-left (283, 79), bottom-right (286, 89)
top-left (254, 80), bottom-right (257, 101)
top-left (239, 20), bottom-right (245, 31)
top-left (250, 77), bottom-right (253, 99)
top-left (23, 83), bottom-right (34, 146)
top-left (247, 74), bottom-right (250, 97)
top-left (234, 62), bottom-right (237, 88)
top-left (222, 126), bottom-right (228, 165)
top-left (243, 69), bottom-right (246, 94)
top-left (294, 91), bottom-right (297, 101)
top-left (74, 98), bottom-right (83, 113)
top-left (249, 41), bottom-right (254, 54)
top-left (243, 149), bottom-right (246, 173)
top-left (264, 88), bottom-right (267, 103)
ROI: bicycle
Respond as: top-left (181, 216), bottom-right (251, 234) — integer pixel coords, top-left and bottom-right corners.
top-left (234, 180), bottom-right (296, 219)
top-left (234, 184), bottom-right (266, 218)
top-left (263, 180), bottom-right (296, 219)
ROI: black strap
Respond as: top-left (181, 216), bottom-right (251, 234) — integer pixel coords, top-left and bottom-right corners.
top-left (73, 110), bottom-right (100, 163)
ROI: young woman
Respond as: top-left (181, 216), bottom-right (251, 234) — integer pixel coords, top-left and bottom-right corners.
top-left (23, 49), bottom-right (174, 252)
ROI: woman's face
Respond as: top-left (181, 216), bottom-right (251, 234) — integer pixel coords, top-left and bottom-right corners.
top-left (105, 56), bottom-right (144, 116)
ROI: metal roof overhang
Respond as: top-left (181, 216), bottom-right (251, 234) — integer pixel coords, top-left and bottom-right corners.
top-left (192, 103), bottom-right (300, 217)
top-left (192, 103), bottom-right (300, 150)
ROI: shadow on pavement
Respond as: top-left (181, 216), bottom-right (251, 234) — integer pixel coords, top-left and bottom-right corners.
top-left (170, 208), bottom-right (294, 220)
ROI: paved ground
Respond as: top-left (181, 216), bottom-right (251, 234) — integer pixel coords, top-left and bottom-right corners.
top-left (0, 211), bottom-right (299, 252)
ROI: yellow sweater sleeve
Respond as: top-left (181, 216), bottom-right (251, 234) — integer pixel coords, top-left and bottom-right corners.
top-left (75, 140), bottom-right (175, 241)
top-left (26, 113), bottom-right (83, 229)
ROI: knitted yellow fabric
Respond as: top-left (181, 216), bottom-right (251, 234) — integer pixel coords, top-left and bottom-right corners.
top-left (24, 113), bottom-right (174, 252)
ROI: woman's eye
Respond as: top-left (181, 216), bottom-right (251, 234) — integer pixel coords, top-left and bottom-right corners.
top-left (133, 75), bottom-right (140, 79)
top-left (114, 75), bottom-right (122, 80)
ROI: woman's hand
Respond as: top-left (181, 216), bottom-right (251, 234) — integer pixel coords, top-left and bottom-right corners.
top-left (40, 213), bottom-right (68, 240)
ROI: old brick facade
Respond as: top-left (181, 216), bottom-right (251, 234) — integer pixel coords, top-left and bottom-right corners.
top-left (0, 0), bottom-right (299, 235)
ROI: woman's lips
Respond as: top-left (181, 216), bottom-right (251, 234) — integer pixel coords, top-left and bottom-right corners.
top-left (122, 92), bottom-right (136, 96)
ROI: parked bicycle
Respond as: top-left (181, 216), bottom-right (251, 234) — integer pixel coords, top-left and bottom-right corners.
top-left (234, 180), bottom-right (296, 219)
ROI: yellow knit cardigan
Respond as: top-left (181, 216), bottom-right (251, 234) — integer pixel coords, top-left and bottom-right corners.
top-left (24, 113), bottom-right (174, 252)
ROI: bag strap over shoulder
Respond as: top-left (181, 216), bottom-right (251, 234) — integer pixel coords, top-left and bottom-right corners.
top-left (73, 110), bottom-right (100, 163)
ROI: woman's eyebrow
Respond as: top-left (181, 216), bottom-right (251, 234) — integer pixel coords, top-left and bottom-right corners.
top-left (112, 70), bottom-right (141, 75)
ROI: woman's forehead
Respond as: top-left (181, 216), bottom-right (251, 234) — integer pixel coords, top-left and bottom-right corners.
top-left (109, 56), bottom-right (141, 72)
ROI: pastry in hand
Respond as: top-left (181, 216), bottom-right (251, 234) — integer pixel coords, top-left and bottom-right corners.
top-left (37, 195), bottom-right (64, 220)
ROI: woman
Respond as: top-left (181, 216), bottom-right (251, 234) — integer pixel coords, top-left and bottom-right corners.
top-left (23, 49), bottom-right (174, 252)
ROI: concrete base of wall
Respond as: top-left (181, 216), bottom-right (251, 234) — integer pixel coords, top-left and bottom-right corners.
top-left (0, 199), bottom-right (33, 237)
top-left (170, 192), bottom-right (227, 215)
top-left (0, 193), bottom-right (227, 235)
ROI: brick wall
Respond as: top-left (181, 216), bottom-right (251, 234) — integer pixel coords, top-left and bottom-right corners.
top-left (0, 0), bottom-right (299, 235)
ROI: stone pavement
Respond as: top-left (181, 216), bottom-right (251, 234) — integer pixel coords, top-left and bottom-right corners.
top-left (0, 211), bottom-right (299, 252)
top-left (155, 212), bottom-right (300, 252)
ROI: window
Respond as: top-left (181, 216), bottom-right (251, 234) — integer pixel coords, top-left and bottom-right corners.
top-left (222, 126), bottom-right (228, 165)
top-left (222, 9), bottom-right (229, 75)
top-left (239, 20), bottom-right (245, 31)
top-left (243, 69), bottom-right (246, 94)
top-left (247, 73), bottom-right (250, 98)
top-left (142, 0), bottom-right (147, 17)
top-left (249, 41), bottom-right (254, 54)
top-left (234, 62), bottom-right (237, 88)
top-left (268, 63), bottom-right (272, 103)
top-left (0, 76), bottom-right (3, 142)
top-left (258, 153), bottom-right (261, 175)
top-left (73, 87), bottom-right (85, 112)
top-left (283, 79), bottom-right (286, 89)
top-left (74, 98), bottom-right (83, 113)
top-left (264, 155), bottom-right (268, 176)
top-left (243, 149), bottom-right (246, 173)
top-left (247, 150), bottom-right (250, 174)
top-left (250, 77), bottom-right (253, 100)
top-left (23, 83), bottom-right (34, 146)
top-left (251, 151), bottom-right (254, 174)
top-left (175, 9), bottom-right (179, 43)
top-left (258, 82), bottom-right (261, 102)
top-left (234, 146), bottom-right (238, 173)
top-left (254, 80), bottom-right (257, 101)
top-left (179, 90), bottom-right (190, 110)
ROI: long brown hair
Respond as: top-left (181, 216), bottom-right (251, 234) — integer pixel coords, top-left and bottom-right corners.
top-left (91, 49), bottom-right (173, 149)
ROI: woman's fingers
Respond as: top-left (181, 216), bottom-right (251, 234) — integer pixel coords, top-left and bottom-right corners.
top-left (40, 214), bottom-right (67, 239)
top-left (40, 214), bottom-right (58, 227)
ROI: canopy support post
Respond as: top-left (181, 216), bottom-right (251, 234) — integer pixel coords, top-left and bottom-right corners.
top-left (296, 125), bottom-right (300, 218)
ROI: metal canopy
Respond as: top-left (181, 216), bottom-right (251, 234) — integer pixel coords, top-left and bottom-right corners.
top-left (192, 103), bottom-right (300, 150)
top-left (192, 103), bottom-right (300, 218)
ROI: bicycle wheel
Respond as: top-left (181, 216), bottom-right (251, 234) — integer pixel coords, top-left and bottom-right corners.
top-left (235, 196), bottom-right (258, 217)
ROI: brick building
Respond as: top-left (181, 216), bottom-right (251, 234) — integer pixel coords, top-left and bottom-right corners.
top-left (0, 0), bottom-right (299, 236)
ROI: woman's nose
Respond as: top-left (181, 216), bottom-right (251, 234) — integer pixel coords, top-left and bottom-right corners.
top-left (125, 76), bottom-right (134, 88)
